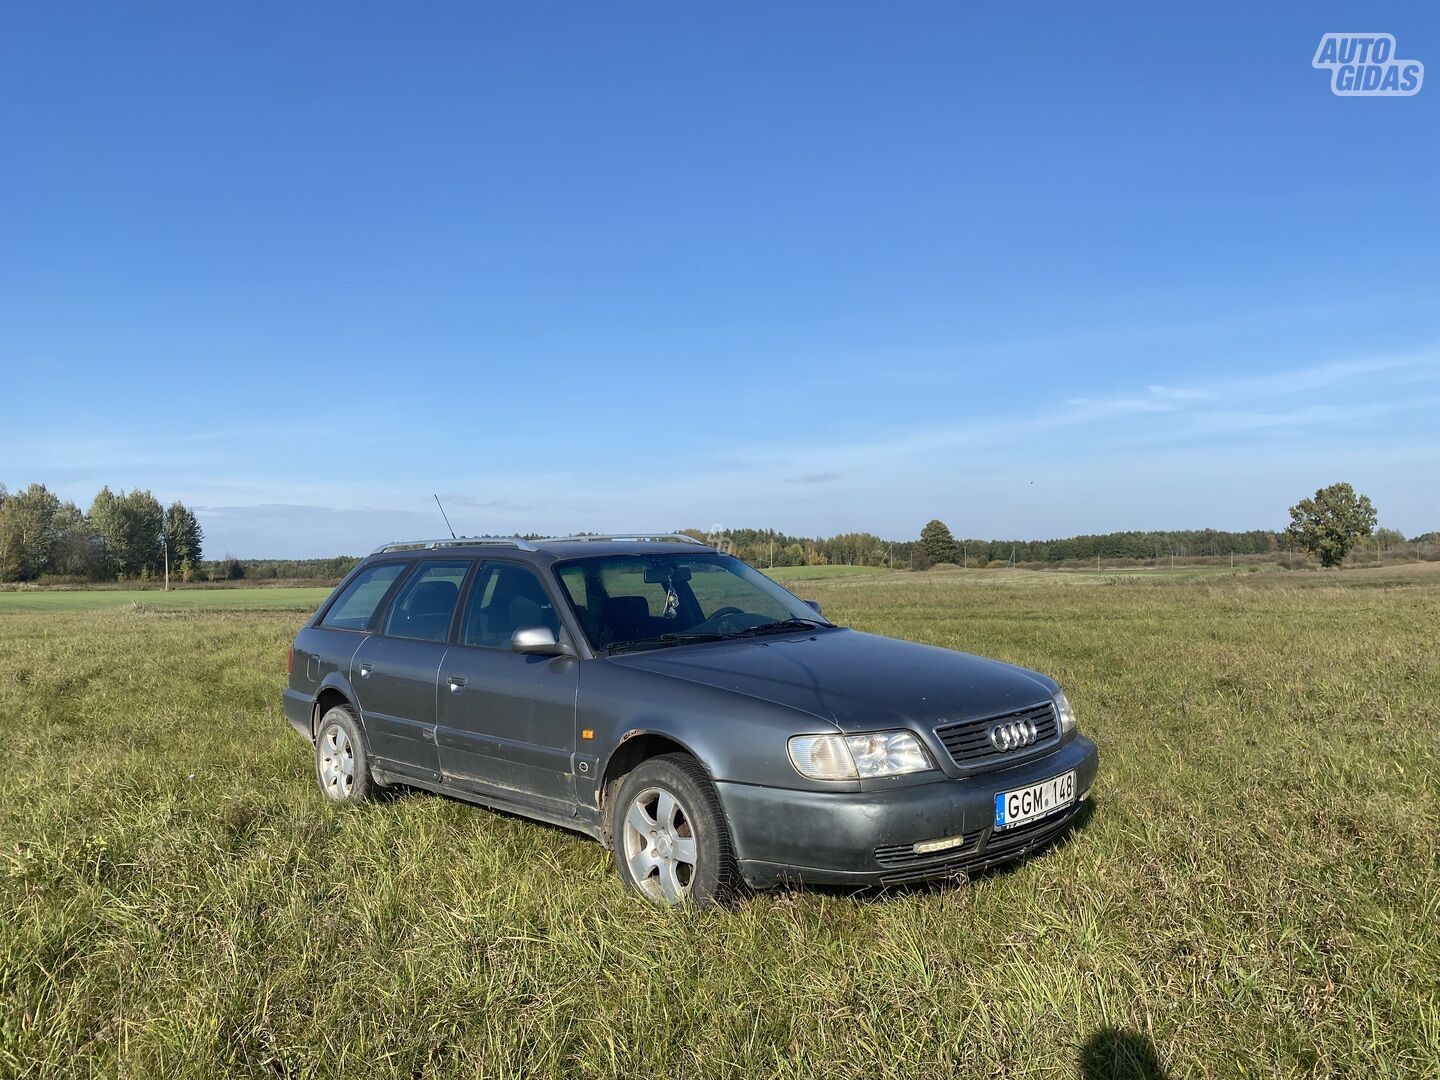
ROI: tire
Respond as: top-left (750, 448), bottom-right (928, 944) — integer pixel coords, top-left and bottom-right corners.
top-left (314, 705), bottom-right (376, 803)
top-left (611, 753), bottom-right (741, 907)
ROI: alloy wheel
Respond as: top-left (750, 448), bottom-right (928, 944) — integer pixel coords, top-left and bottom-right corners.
top-left (622, 786), bottom-right (697, 904)
top-left (319, 723), bottom-right (356, 800)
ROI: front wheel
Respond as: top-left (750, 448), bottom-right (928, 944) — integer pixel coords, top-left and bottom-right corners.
top-left (611, 753), bottom-right (741, 906)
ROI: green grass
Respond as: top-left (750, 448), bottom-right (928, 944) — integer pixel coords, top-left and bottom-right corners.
top-left (762, 563), bottom-right (891, 581)
top-left (0, 587), bottom-right (331, 612)
top-left (1, 573), bottom-right (1437, 1077)
top-left (1039, 564), bottom-right (1246, 580)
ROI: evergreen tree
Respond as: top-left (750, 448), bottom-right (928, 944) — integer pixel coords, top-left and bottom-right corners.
top-left (917, 519), bottom-right (961, 567)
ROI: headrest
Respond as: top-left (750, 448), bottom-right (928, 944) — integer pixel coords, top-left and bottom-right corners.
top-left (508, 595), bottom-right (544, 629)
top-left (604, 595), bottom-right (649, 626)
top-left (408, 579), bottom-right (458, 617)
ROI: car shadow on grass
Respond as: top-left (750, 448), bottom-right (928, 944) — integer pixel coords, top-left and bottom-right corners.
top-left (1079, 1027), bottom-right (1170, 1080)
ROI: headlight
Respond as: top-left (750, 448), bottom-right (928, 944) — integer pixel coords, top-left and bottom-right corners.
top-left (788, 731), bottom-right (933, 780)
top-left (1054, 689), bottom-right (1078, 734)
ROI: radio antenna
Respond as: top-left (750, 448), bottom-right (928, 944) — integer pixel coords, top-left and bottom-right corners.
top-left (433, 494), bottom-right (457, 539)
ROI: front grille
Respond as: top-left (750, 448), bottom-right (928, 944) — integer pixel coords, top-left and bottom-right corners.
top-left (933, 701), bottom-right (1059, 770)
top-left (877, 851), bottom-right (973, 884)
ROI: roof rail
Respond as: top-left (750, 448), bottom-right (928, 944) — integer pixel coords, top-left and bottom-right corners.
top-left (370, 536), bottom-right (538, 554)
top-left (539, 533), bottom-right (710, 547)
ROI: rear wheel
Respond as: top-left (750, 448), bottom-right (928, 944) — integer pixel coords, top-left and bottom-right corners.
top-left (611, 753), bottom-right (740, 906)
top-left (315, 705), bottom-right (376, 803)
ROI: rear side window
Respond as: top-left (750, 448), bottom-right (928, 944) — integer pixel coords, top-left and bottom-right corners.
top-left (320, 563), bottom-right (408, 631)
top-left (382, 561), bottom-right (469, 641)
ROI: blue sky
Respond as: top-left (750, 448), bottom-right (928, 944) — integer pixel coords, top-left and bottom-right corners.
top-left (3, 4), bottom-right (1437, 556)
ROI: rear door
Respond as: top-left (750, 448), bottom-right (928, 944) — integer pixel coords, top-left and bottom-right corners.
top-left (295, 560), bottom-right (412, 724)
top-left (436, 560), bottom-right (579, 810)
top-left (350, 559), bottom-right (472, 780)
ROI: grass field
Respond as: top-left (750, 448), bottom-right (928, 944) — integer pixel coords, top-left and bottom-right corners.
top-left (762, 564), bottom-right (891, 581)
top-left (0, 587), bottom-right (332, 613)
top-left (1, 571), bottom-right (1437, 1077)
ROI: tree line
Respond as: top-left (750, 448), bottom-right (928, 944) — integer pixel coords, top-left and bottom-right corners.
top-left (2, 478), bottom-right (1423, 584)
top-left (692, 484), bottom-right (1418, 571)
top-left (0, 482), bottom-right (202, 583)
top-left (682, 524), bottom-right (1290, 570)
top-left (210, 556), bottom-right (363, 582)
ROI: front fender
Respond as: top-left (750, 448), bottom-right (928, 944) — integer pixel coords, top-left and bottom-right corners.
top-left (579, 661), bottom-right (855, 793)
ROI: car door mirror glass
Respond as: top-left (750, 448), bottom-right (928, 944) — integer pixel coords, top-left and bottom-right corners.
top-left (804, 599), bottom-right (823, 616)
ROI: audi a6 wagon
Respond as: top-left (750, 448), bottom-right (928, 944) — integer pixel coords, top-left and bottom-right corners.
top-left (284, 534), bottom-right (1099, 905)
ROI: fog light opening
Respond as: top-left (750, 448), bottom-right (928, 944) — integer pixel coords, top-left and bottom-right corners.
top-left (1079, 783), bottom-right (1093, 802)
top-left (912, 834), bottom-right (966, 855)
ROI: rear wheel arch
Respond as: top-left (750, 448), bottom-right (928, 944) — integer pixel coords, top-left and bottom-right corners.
top-left (312, 687), bottom-right (356, 740)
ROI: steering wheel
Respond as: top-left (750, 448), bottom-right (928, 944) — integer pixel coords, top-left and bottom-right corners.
top-left (699, 606), bottom-right (747, 634)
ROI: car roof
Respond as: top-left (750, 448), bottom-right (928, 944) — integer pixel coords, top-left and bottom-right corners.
top-left (363, 535), bottom-right (717, 566)
top-left (530, 538), bottom-right (715, 562)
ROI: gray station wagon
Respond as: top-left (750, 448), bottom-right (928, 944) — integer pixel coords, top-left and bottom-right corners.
top-left (284, 534), bottom-right (1099, 905)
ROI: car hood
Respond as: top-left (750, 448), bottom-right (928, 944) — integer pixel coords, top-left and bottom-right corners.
top-left (608, 627), bottom-right (1056, 731)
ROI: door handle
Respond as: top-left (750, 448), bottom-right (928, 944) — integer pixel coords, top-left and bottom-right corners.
top-left (358, 663), bottom-right (373, 679)
top-left (447, 674), bottom-right (467, 693)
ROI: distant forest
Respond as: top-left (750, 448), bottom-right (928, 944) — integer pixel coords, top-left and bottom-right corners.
top-left (681, 526), bottom-right (1287, 569)
top-left (5, 471), bottom-right (1432, 585)
top-left (210, 524), bottom-right (1435, 582)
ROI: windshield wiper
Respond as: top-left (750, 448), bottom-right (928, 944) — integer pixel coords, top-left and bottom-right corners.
top-left (605, 632), bottom-right (736, 655)
top-left (733, 618), bottom-right (831, 637)
top-left (606, 618), bottom-right (832, 654)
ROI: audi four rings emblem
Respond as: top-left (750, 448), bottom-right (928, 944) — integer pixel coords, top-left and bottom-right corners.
top-left (990, 718), bottom-right (1038, 752)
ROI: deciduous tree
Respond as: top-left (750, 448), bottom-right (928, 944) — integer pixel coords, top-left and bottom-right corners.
top-left (1286, 482), bottom-right (1377, 568)
top-left (52, 501), bottom-right (105, 579)
top-left (0, 483), bottom-right (62, 581)
top-left (164, 501), bottom-right (204, 574)
top-left (89, 487), bottom-right (165, 578)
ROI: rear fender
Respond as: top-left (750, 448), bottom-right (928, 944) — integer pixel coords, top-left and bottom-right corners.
top-left (312, 671), bottom-right (364, 737)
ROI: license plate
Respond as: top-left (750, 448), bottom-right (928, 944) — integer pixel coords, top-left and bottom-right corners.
top-left (994, 770), bottom-right (1076, 829)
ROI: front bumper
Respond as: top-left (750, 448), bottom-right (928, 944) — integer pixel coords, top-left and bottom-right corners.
top-left (718, 733), bottom-right (1098, 888)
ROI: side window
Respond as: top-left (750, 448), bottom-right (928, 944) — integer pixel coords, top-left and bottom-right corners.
top-left (319, 563), bottom-right (409, 631)
top-left (462, 563), bottom-right (560, 649)
top-left (557, 564), bottom-right (598, 641)
top-left (382, 561), bottom-right (469, 642)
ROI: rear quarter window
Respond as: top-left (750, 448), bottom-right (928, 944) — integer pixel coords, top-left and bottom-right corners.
top-left (320, 563), bottom-right (408, 631)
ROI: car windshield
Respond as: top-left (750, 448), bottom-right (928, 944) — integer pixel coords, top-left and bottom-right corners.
top-left (554, 553), bottom-right (834, 653)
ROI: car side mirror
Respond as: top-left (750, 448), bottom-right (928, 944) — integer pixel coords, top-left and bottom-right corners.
top-left (803, 600), bottom-right (823, 616)
top-left (511, 626), bottom-right (574, 657)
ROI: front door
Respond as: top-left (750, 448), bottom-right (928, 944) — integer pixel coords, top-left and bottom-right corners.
top-left (350, 559), bottom-right (471, 781)
top-left (436, 561), bottom-right (578, 810)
